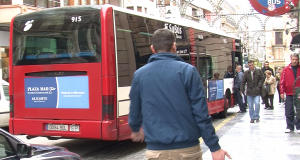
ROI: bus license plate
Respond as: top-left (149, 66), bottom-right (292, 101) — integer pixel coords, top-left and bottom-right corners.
top-left (47, 124), bottom-right (68, 131)
top-left (70, 125), bottom-right (80, 132)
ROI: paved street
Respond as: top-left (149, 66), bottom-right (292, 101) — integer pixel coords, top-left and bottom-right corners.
top-left (202, 93), bottom-right (300, 160)
top-left (84, 92), bottom-right (300, 160)
top-left (8, 92), bottom-right (300, 160)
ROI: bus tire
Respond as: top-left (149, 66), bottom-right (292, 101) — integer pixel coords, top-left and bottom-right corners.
top-left (219, 97), bottom-right (228, 118)
top-left (225, 89), bottom-right (231, 108)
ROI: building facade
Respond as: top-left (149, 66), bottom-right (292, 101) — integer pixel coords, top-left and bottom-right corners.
top-left (265, 15), bottom-right (294, 71)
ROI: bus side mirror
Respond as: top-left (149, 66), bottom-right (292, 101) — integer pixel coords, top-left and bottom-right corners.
top-left (17, 143), bottom-right (33, 158)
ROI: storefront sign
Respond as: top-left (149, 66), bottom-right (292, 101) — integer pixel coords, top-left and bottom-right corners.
top-left (0, 26), bottom-right (10, 32)
top-left (249, 0), bottom-right (299, 16)
top-left (176, 45), bottom-right (189, 54)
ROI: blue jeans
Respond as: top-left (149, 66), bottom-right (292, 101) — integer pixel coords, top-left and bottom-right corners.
top-left (247, 95), bottom-right (260, 120)
top-left (235, 89), bottom-right (246, 111)
top-left (285, 96), bottom-right (300, 130)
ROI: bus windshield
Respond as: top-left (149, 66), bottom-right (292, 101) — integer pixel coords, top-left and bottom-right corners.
top-left (12, 6), bottom-right (101, 65)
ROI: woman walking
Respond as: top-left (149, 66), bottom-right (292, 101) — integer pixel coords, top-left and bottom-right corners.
top-left (264, 70), bottom-right (277, 110)
top-left (276, 67), bottom-right (284, 104)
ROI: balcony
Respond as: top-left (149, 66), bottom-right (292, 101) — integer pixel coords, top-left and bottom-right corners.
top-left (272, 24), bottom-right (284, 30)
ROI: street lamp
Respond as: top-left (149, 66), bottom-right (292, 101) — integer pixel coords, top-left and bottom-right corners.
top-left (285, 22), bottom-right (290, 35)
top-left (165, 10), bottom-right (172, 19)
top-left (256, 38), bottom-right (261, 58)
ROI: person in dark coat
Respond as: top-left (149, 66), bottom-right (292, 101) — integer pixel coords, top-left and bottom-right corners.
top-left (261, 61), bottom-right (274, 105)
top-left (224, 66), bottom-right (234, 78)
top-left (241, 60), bottom-right (265, 123)
top-left (261, 61), bottom-right (274, 76)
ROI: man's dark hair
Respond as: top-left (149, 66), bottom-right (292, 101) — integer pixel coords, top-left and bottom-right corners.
top-left (264, 61), bottom-right (269, 64)
top-left (248, 60), bottom-right (254, 64)
top-left (152, 29), bottom-right (176, 53)
top-left (291, 53), bottom-right (299, 59)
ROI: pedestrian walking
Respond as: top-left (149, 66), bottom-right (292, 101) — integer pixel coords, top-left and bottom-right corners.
top-left (263, 70), bottom-right (276, 110)
top-left (276, 67), bottom-right (284, 104)
top-left (234, 65), bottom-right (246, 113)
top-left (224, 66), bottom-right (234, 78)
top-left (261, 61), bottom-right (274, 105)
top-left (261, 61), bottom-right (274, 76)
top-left (240, 60), bottom-right (265, 123)
top-left (129, 29), bottom-right (231, 160)
top-left (279, 53), bottom-right (300, 134)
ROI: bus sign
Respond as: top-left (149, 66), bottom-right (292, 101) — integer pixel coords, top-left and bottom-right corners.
top-left (25, 76), bottom-right (89, 108)
top-left (164, 23), bottom-right (184, 39)
top-left (249, 0), bottom-right (299, 16)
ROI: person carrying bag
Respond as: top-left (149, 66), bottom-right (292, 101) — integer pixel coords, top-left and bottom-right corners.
top-left (263, 70), bottom-right (276, 110)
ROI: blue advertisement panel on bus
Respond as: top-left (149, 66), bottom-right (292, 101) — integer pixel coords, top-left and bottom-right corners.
top-left (208, 80), bottom-right (224, 102)
top-left (25, 76), bottom-right (89, 108)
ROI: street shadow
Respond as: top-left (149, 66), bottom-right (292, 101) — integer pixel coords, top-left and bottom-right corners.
top-left (83, 140), bottom-right (146, 159)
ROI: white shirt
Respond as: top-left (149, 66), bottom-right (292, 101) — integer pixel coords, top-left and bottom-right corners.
top-left (250, 69), bottom-right (255, 80)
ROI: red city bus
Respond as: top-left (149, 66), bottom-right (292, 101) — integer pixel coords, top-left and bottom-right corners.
top-left (9, 5), bottom-right (242, 140)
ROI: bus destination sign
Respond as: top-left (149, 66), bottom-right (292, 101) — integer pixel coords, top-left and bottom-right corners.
top-left (164, 23), bottom-right (184, 39)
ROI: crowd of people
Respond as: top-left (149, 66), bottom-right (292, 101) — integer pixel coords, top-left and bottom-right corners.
top-left (235, 55), bottom-right (300, 134)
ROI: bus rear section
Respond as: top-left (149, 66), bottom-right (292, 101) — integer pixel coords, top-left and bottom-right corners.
top-left (9, 6), bottom-right (120, 140)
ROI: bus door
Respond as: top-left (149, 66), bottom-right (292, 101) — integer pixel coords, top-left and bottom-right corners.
top-left (232, 51), bottom-right (243, 73)
top-left (231, 51), bottom-right (243, 105)
top-left (178, 46), bottom-right (210, 94)
top-left (195, 46), bottom-right (210, 96)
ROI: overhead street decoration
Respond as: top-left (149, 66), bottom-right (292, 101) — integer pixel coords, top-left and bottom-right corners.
top-left (249, 0), bottom-right (299, 16)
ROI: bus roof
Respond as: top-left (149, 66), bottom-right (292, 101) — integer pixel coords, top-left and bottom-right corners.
top-left (109, 4), bottom-right (239, 40)
top-left (15, 4), bottom-right (239, 40)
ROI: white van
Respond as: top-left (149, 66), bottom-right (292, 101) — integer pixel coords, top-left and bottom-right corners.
top-left (0, 80), bottom-right (9, 127)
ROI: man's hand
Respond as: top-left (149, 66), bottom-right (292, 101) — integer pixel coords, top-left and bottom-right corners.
top-left (131, 128), bottom-right (144, 143)
top-left (280, 94), bottom-right (284, 100)
top-left (211, 149), bottom-right (232, 160)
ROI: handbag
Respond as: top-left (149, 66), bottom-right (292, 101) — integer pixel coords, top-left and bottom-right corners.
top-left (266, 84), bottom-right (270, 93)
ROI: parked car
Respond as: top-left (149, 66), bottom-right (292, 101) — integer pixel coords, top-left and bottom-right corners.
top-left (0, 80), bottom-right (9, 127)
top-left (0, 128), bottom-right (81, 159)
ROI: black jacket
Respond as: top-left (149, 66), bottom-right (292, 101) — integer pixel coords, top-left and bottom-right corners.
top-left (261, 67), bottom-right (274, 77)
top-left (224, 72), bottom-right (234, 78)
top-left (241, 69), bottom-right (265, 96)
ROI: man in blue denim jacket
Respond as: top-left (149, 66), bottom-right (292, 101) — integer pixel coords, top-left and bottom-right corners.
top-left (129, 29), bottom-right (231, 160)
top-left (235, 65), bottom-right (247, 113)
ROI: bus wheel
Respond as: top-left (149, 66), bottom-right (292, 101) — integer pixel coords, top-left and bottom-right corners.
top-left (219, 97), bottom-right (228, 118)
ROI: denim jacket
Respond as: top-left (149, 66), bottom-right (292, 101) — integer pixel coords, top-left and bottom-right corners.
top-left (234, 70), bottom-right (243, 89)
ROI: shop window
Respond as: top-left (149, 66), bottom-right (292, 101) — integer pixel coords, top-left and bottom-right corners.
top-left (274, 47), bottom-right (284, 60)
top-left (0, 0), bottom-right (12, 5)
top-left (23, 0), bottom-right (60, 8)
top-left (275, 32), bottom-right (283, 45)
top-left (67, 0), bottom-right (104, 5)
